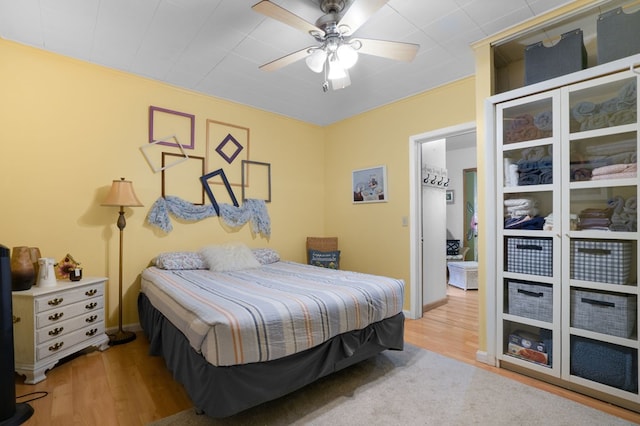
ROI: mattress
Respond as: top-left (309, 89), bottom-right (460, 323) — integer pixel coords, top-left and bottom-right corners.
top-left (140, 261), bottom-right (405, 366)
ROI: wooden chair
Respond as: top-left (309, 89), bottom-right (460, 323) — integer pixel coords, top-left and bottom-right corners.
top-left (306, 237), bottom-right (338, 264)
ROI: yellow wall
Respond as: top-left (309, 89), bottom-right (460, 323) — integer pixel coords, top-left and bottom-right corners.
top-left (324, 78), bottom-right (476, 307)
top-left (0, 39), bottom-right (325, 328)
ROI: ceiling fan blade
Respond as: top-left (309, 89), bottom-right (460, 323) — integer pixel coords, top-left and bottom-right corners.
top-left (354, 38), bottom-right (419, 62)
top-left (252, 1), bottom-right (324, 37)
top-left (259, 47), bottom-right (312, 72)
top-left (338, 0), bottom-right (389, 35)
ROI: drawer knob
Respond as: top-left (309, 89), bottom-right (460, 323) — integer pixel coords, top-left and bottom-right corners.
top-left (85, 289), bottom-right (97, 297)
top-left (85, 315), bottom-right (98, 323)
top-left (85, 302), bottom-right (98, 310)
top-left (48, 298), bottom-right (64, 306)
top-left (49, 342), bottom-right (64, 352)
top-left (48, 327), bottom-right (64, 336)
top-left (48, 312), bottom-right (64, 321)
top-left (86, 328), bottom-right (98, 337)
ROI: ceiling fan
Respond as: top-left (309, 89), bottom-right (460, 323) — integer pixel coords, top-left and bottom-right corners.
top-left (252, 0), bottom-right (420, 92)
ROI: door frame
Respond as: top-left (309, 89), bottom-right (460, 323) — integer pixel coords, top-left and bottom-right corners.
top-left (408, 121), bottom-right (476, 319)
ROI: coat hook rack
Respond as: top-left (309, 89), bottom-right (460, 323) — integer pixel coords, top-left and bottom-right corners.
top-left (421, 165), bottom-right (448, 189)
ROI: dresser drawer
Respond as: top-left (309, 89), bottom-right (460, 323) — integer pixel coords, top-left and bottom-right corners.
top-left (35, 296), bottom-right (103, 328)
top-left (36, 309), bottom-right (105, 344)
top-left (34, 285), bottom-right (104, 313)
top-left (36, 322), bottom-right (106, 361)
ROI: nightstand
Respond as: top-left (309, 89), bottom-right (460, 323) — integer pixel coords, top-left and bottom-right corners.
top-left (12, 277), bottom-right (110, 384)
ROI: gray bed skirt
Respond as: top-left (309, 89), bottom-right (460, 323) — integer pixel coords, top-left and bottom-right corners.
top-left (138, 293), bottom-right (404, 418)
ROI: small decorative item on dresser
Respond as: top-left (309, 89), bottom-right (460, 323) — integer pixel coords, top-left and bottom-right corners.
top-left (55, 253), bottom-right (80, 280)
top-left (35, 258), bottom-right (56, 288)
top-left (69, 266), bottom-right (82, 282)
top-left (10, 246), bottom-right (35, 291)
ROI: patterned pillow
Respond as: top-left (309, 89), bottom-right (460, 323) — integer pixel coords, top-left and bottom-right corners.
top-left (308, 249), bottom-right (340, 269)
top-left (252, 248), bottom-right (280, 265)
top-left (154, 252), bottom-right (207, 270)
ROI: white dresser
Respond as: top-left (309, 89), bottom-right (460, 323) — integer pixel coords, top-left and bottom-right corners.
top-left (12, 277), bottom-right (110, 384)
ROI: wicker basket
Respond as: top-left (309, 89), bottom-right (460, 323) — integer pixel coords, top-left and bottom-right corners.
top-left (507, 281), bottom-right (553, 323)
top-left (570, 288), bottom-right (637, 338)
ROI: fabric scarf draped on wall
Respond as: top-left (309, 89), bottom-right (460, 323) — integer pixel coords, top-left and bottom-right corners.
top-left (146, 196), bottom-right (271, 238)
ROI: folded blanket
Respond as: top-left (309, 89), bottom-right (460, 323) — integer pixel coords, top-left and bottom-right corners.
top-left (592, 163), bottom-right (637, 177)
top-left (539, 169), bottom-right (553, 184)
top-left (504, 215), bottom-right (545, 230)
top-left (591, 171), bottom-right (637, 180)
top-left (518, 172), bottom-right (540, 186)
top-left (609, 110), bottom-right (637, 127)
top-left (504, 198), bottom-right (537, 208)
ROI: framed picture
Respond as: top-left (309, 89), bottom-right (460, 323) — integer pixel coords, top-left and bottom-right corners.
top-left (446, 190), bottom-right (455, 204)
top-left (352, 165), bottom-right (387, 203)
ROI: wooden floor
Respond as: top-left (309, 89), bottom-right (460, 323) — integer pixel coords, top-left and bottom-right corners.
top-left (13, 286), bottom-right (640, 425)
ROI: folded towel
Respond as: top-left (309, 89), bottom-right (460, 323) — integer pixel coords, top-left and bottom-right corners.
top-left (592, 163), bottom-right (637, 177)
top-left (571, 101), bottom-right (596, 123)
top-left (534, 110), bottom-right (553, 131)
top-left (591, 171), bottom-right (637, 180)
top-left (504, 198), bottom-right (537, 208)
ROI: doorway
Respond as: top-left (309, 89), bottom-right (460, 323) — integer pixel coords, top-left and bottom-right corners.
top-left (408, 122), bottom-right (476, 319)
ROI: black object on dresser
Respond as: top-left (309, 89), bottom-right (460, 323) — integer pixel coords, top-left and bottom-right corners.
top-left (0, 244), bottom-right (33, 426)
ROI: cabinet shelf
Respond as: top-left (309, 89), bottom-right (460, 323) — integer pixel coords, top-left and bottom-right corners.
top-left (493, 66), bottom-right (639, 409)
top-left (503, 313), bottom-right (553, 329)
top-left (569, 123), bottom-right (637, 141)
top-left (569, 327), bottom-right (637, 347)
top-left (570, 280), bottom-right (638, 293)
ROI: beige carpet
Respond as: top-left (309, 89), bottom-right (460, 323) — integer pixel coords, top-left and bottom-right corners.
top-left (149, 344), bottom-right (635, 425)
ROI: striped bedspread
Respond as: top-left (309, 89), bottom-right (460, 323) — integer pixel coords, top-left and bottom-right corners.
top-left (140, 261), bottom-right (405, 366)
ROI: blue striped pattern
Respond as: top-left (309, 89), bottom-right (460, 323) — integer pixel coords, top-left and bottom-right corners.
top-left (141, 261), bottom-right (404, 366)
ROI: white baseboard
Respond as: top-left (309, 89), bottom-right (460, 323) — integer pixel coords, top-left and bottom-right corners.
top-left (476, 350), bottom-right (495, 366)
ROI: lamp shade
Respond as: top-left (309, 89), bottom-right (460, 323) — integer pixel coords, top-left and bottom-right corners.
top-left (337, 43), bottom-right (358, 69)
top-left (101, 178), bottom-right (143, 207)
top-left (327, 54), bottom-right (346, 80)
top-left (305, 49), bottom-right (327, 73)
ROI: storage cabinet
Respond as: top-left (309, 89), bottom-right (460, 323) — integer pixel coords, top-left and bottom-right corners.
top-left (493, 66), bottom-right (639, 409)
top-left (12, 277), bottom-right (110, 384)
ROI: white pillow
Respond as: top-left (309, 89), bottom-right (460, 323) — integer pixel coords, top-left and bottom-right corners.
top-left (199, 243), bottom-right (261, 272)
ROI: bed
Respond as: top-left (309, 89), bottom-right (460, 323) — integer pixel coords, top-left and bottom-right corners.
top-left (138, 246), bottom-right (405, 418)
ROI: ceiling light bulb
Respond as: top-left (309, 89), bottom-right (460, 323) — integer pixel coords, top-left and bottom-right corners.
top-left (327, 54), bottom-right (346, 80)
top-left (305, 49), bottom-right (327, 73)
top-left (337, 44), bottom-right (358, 69)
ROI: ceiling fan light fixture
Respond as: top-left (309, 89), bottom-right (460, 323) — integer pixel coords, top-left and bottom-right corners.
top-left (327, 53), bottom-right (346, 80)
top-left (337, 43), bottom-right (358, 69)
top-left (330, 70), bottom-right (351, 90)
top-left (306, 48), bottom-right (327, 73)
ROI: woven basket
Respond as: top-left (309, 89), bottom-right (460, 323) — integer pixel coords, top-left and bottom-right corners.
top-left (570, 288), bottom-right (637, 338)
top-left (508, 281), bottom-right (553, 323)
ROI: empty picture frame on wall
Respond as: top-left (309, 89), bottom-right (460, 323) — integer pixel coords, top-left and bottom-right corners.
top-left (149, 106), bottom-right (195, 149)
top-left (241, 160), bottom-right (271, 202)
top-left (352, 165), bottom-right (387, 203)
top-left (162, 153), bottom-right (205, 205)
top-left (206, 119), bottom-right (250, 188)
top-left (140, 135), bottom-right (189, 173)
top-left (200, 169), bottom-right (239, 215)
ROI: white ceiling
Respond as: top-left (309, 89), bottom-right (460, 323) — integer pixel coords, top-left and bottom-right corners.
top-left (0, 0), bottom-right (579, 126)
